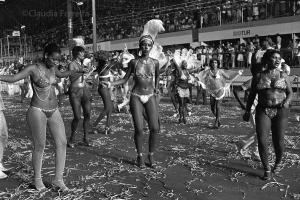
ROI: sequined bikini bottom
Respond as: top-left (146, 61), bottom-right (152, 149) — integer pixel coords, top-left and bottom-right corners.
top-left (264, 107), bottom-right (278, 119)
top-left (31, 106), bottom-right (58, 118)
top-left (257, 104), bottom-right (283, 119)
top-left (131, 92), bottom-right (154, 104)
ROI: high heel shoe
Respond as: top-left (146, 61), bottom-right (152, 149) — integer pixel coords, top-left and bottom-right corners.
top-left (52, 179), bottom-right (69, 192)
top-left (178, 118), bottom-right (182, 124)
top-left (182, 117), bottom-right (187, 124)
top-left (137, 154), bottom-right (145, 169)
top-left (272, 163), bottom-right (284, 174)
top-left (148, 153), bottom-right (157, 169)
top-left (82, 138), bottom-right (90, 147)
top-left (261, 168), bottom-right (272, 181)
top-left (34, 177), bottom-right (46, 191)
top-left (105, 127), bottom-right (111, 135)
top-left (67, 141), bottom-right (75, 148)
top-left (67, 135), bottom-right (76, 148)
top-left (213, 121), bottom-right (219, 129)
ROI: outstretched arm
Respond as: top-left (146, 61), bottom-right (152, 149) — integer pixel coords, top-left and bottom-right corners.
top-left (0, 64), bottom-right (34, 83)
top-left (188, 67), bottom-right (202, 74)
top-left (55, 65), bottom-right (85, 78)
top-left (110, 60), bottom-right (133, 87)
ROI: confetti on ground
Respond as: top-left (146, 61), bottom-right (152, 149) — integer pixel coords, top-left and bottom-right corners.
top-left (0, 95), bottom-right (300, 199)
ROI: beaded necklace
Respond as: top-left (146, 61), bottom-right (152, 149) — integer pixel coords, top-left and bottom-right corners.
top-left (33, 66), bottom-right (54, 102)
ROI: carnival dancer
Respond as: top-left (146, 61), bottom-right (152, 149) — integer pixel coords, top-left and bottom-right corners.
top-left (0, 43), bottom-right (84, 191)
top-left (116, 67), bottom-right (130, 113)
top-left (195, 58), bottom-right (242, 128)
top-left (102, 19), bottom-right (164, 168)
top-left (67, 45), bottom-right (95, 148)
top-left (235, 55), bottom-right (291, 158)
top-left (243, 49), bottom-right (293, 180)
top-left (173, 59), bottom-right (190, 124)
top-left (116, 49), bottom-right (135, 113)
top-left (93, 51), bottom-right (116, 134)
top-left (166, 59), bottom-right (179, 115)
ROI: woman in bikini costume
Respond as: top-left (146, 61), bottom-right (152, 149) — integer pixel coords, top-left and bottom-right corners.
top-left (102, 35), bottom-right (160, 168)
top-left (93, 51), bottom-right (115, 135)
top-left (166, 60), bottom-right (179, 115)
top-left (67, 46), bottom-right (95, 148)
top-left (0, 43), bottom-right (84, 191)
top-left (195, 58), bottom-right (242, 128)
top-left (173, 60), bottom-right (190, 124)
top-left (243, 49), bottom-right (293, 180)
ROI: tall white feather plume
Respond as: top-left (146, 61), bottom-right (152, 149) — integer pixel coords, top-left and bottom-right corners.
top-left (173, 48), bottom-right (201, 69)
top-left (141, 19), bottom-right (167, 69)
top-left (70, 36), bottom-right (85, 49)
top-left (173, 49), bottom-right (182, 67)
top-left (149, 44), bottom-right (168, 69)
top-left (141, 19), bottom-right (165, 41)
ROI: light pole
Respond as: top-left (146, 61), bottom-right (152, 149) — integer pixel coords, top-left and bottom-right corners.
top-left (73, 1), bottom-right (84, 26)
top-left (67, 0), bottom-right (73, 56)
top-left (67, 0), bottom-right (84, 56)
top-left (92, 0), bottom-right (97, 54)
top-left (21, 25), bottom-right (26, 60)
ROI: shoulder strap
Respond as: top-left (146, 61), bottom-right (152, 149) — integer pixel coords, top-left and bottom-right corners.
top-left (133, 59), bottom-right (139, 75)
top-left (150, 58), bottom-right (156, 66)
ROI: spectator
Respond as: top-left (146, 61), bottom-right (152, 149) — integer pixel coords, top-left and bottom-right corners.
top-left (276, 33), bottom-right (282, 50)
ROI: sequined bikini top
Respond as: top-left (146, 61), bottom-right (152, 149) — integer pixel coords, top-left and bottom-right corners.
top-left (257, 69), bottom-right (287, 90)
top-left (134, 58), bottom-right (155, 79)
top-left (33, 65), bottom-right (56, 88)
top-left (209, 69), bottom-right (221, 79)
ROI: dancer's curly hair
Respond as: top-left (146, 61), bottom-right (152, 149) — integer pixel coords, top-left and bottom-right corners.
top-left (261, 49), bottom-right (281, 68)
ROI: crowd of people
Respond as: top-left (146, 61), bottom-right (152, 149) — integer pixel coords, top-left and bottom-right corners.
top-left (22, 0), bottom-right (300, 52)
top-left (194, 35), bottom-right (300, 69)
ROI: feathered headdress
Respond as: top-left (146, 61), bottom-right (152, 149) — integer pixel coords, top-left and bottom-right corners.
top-left (173, 48), bottom-right (201, 69)
top-left (139, 19), bottom-right (165, 44)
top-left (139, 19), bottom-right (168, 69)
top-left (70, 36), bottom-right (85, 49)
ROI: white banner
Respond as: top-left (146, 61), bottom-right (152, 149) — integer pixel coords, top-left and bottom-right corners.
top-left (198, 21), bottom-right (300, 42)
top-left (12, 31), bottom-right (20, 37)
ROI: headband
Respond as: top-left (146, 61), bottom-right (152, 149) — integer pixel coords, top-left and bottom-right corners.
top-left (139, 35), bottom-right (154, 45)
